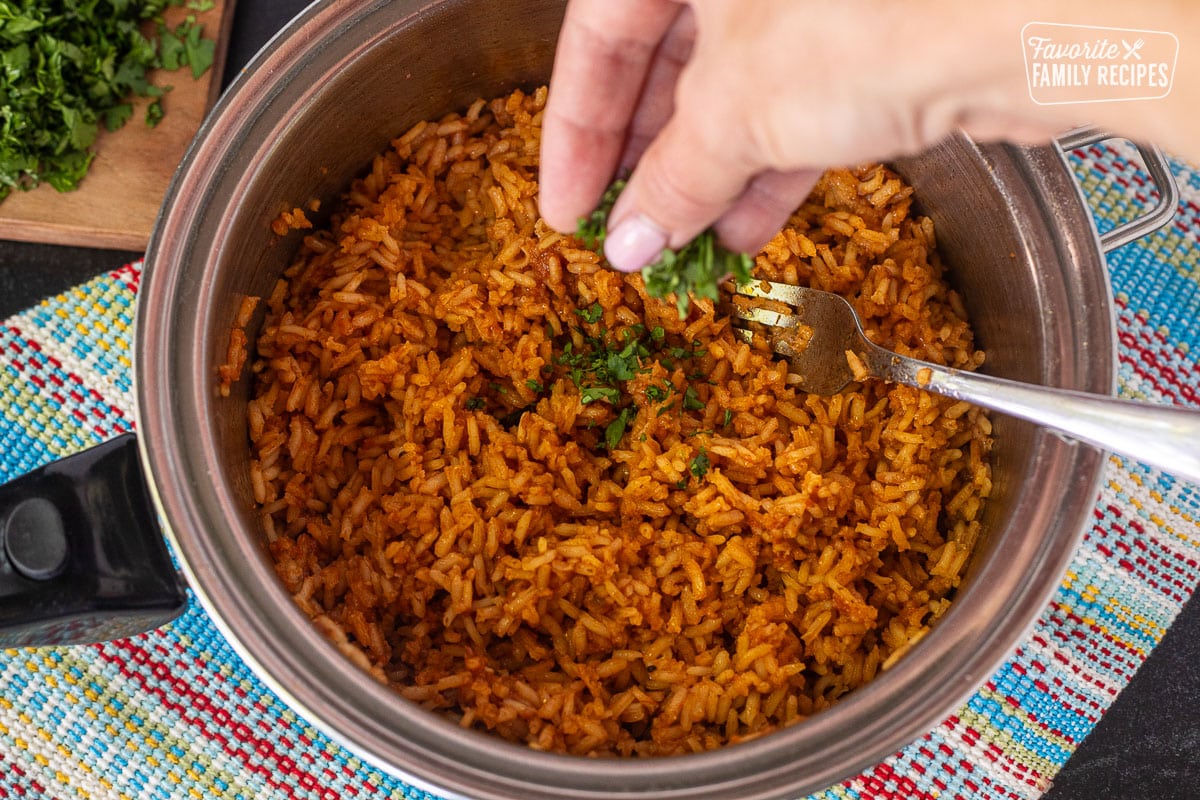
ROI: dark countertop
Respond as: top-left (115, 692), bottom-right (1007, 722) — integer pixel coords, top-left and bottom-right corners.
top-left (0, 2), bottom-right (1196, 798)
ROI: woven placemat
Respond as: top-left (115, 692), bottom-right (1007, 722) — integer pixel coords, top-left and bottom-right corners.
top-left (0, 142), bottom-right (1197, 800)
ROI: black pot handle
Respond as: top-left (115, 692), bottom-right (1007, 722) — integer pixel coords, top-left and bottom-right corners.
top-left (0, 433), bottom-right (187, 646)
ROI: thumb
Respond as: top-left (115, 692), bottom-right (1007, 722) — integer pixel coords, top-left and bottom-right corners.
top-left (602, 86), bottom-right (758, 272)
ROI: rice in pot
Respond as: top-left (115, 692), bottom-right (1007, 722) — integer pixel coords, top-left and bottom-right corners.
top-left (241, 86), bottom-right (993, 757)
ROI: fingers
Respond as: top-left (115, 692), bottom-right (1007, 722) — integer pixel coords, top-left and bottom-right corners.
top-left (603, 70), bottom-right (763, 271)
top-left (714, 168), bottom-right (822, 255)
top-left (538, 0), bottom-right (682, 233)
top-left (957, 109), bottom-right (1063, 146)
top-left (617, 6), bottom-right (697, 175)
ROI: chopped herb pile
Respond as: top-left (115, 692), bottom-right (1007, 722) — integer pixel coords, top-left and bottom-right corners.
top-left (576, 178), bottom-right (755, 318)
top-left (0, 0), bottom-right (217, 199)
top-left (553, 301), bottom-right (714, 467)
top-left (462, 299), bottom-right (723, 473)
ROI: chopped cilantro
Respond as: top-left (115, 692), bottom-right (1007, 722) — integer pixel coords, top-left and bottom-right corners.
top-left (581, 386), bottom-right (620, 404)
top-left (464, 397), bottom-right (485, 411)
top-left (576, 179), bottom-right (754, 317)
top-left (576, 178), bottom-right (625, 250)
top-left (689, 449), bottom-right (711, 479)
top-left (604, 406), bottom-right (635, 450)
top-left (145, 98), bottom-right (166, 128)
top-left (526, 379), bottom-right (544, 393)
top-left (575, 301), bottom-right (603, 324)
top-left (604, 347), bottom-right (640, 381)
top-left (548, 315), bottom-right (716, 452)
top-left (723, 408), bottom-right (734, 427)
top-left (0, 0), bottom-right (217, 199)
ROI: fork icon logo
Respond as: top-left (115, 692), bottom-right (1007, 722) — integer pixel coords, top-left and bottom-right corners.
top-left (1122, 38), bottom-right (1145, 60)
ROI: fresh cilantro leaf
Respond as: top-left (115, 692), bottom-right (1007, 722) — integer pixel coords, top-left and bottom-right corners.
top-left (723, 408), bottom-right (733, 427)
top-left (575, 301), bottom-right (603, 324)
top-left (683, 385), bottom-right (705, 411)
top-left (103, 103), bottom-right (134, 132)
top-left (604, 406), bottom-right (635, 450)
top-left (526, 379), bottom-right (544, 393)
top-left (604, 348), bottom-right (639, 382)
top-left (181, 19), bottom-right (215, 80)
top-left (581, 386), bottom-right (620, 404)
top-left (159, 28), bottom-right (187, 71)
top-left (145, 97), bottom-right (166, 128)
top-left (576, 178), bottom-right (625, 250)
top-left (689, 449), bottom-right (711, 479)
top-left (464, 396), bottom-right (485, 410)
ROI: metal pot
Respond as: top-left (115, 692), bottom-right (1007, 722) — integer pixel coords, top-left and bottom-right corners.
top-left (0, 0), bottom-right (1177, 798)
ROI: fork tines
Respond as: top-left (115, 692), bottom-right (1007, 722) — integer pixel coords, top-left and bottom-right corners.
top-left (716, 303), bottom-right (801, 330)
top-left (725, 278), bottom-right (811, 306)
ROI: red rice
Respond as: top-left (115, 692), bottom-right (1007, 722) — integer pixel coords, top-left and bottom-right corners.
top-left (241, 86), bottom-right (993, 757)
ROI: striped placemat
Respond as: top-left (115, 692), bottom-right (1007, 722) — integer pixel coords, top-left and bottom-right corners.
top-left (0, 141), bottom-right (1197, 800)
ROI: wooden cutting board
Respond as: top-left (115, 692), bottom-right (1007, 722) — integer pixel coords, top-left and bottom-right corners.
top-left (0, 1), bottom-right (236, 251)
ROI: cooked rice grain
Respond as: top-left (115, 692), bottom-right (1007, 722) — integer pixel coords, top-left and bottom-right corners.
top-left (247, 86), bottom-right (993, 757)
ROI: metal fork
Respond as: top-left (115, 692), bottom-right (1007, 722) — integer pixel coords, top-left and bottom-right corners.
top-left (719, 279), bottom-right (1200, 483)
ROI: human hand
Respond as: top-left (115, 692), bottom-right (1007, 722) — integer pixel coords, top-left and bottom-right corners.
top-left (538, 0), bottom-right (1078, 272)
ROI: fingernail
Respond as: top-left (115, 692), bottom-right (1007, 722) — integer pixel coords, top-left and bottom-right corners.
top-left (604, 214), bottom-right (668, 272)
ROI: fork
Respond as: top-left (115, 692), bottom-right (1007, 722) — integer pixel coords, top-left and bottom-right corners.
top-left (719, 279), bottom-right (1200, 483)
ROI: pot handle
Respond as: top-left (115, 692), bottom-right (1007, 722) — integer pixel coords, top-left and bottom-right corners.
top-left (0, 433), bottom-right (187, 646)
top-left (1055, 127), bottom-right (1180, 253)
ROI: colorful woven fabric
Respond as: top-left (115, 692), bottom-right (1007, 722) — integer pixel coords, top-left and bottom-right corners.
top-left (0, 141), bottom-right (1197, 800)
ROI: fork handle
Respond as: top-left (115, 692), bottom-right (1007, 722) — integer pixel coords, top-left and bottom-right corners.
top-left (877, 354), bottom-right (1200, 484)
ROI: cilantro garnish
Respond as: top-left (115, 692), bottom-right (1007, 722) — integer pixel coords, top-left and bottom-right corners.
top-left (575, 302), bottom-right (603, 324)
top-left (605, 407), bottom-right (635, 451)
top-left (689, 449), bottom-right (711, 480)
top-left (645, 384), bottom-right (668, 403)
top-left (682, 385), bottom-right (705, 412)
top-left (576, 178), bottom-right (754, 318)
top-left (576, 179), bottom-right (625, 250)
top-left (580, 386), bottom-right (620, 404)
top-left (464, 397), bottom-right (485, 411)
top-left (547, 316), bottom-right (717, 451)
top-left (0, 0), bottom-right (216, 199)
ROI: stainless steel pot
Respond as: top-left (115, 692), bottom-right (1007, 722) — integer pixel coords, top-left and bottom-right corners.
top-left (15, 0), bottom-right (1173, 798)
